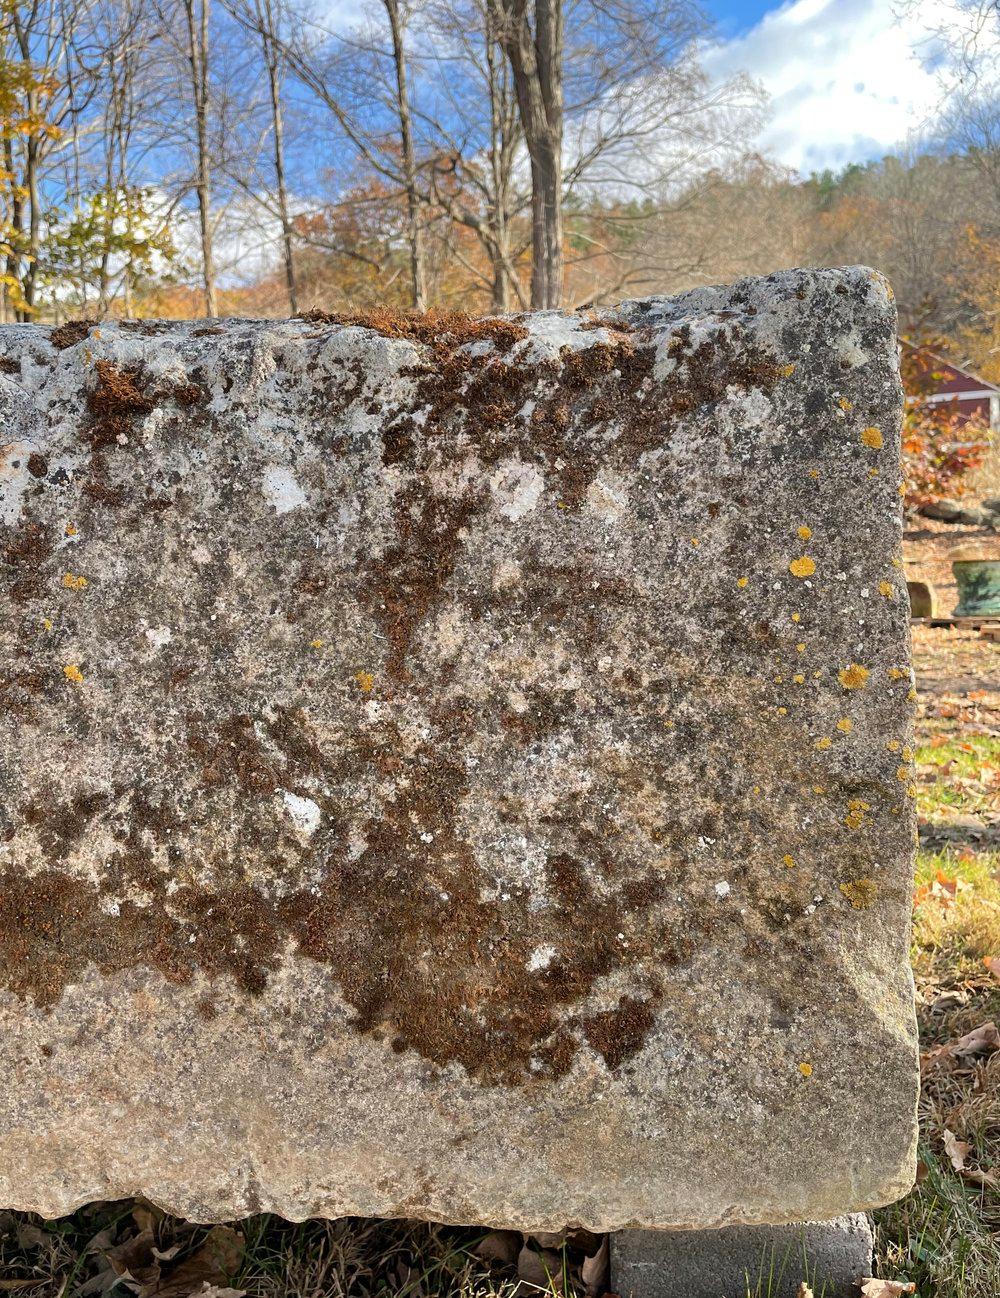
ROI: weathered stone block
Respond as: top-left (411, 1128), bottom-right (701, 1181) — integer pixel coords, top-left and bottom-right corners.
top-left (611, 1216), bottom-right (874, 1298)
top-left (0, 268), bottom-right (918, 1227)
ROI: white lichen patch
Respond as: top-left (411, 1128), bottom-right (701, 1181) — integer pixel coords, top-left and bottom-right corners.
top-left (489, 458), bottom-right (546, 521)
top-left (263, 465), bottom-right (308, 514)
top-left (280, 791), bottom-right (322, 837)
top-left (527, 944), bottom-right (556, 972)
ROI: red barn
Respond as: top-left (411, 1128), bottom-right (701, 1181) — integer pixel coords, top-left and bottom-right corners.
top-left (901, 341), bottom-right (1000, 428)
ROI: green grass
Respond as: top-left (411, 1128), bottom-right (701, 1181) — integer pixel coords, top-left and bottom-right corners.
top-left (871, 727), bottom-right (1000, 1298)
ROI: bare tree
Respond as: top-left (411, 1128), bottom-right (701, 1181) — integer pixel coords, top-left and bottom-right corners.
top-left (181, 0), bottom-right (218, 315)
top-left (488, 0), bottom-right (562, 308)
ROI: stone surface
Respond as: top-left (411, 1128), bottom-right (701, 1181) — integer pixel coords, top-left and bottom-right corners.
top-left (0, 267), bottom-right (918, 1228)
top-left (611, 1216), bottom-right (874, 1298)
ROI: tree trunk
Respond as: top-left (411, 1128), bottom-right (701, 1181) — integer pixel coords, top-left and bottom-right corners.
top-left (492, 0), bottom-right (563, 309)
top-left (184, 0), bottom-right (217, 317)
top-left (255, 0), bottom-right (297, 313)
top-left (383, 0), bottom-right (426, 312)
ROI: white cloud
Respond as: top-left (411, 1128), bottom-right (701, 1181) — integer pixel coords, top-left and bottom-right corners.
top-left (704, 0), bottom-right (984, 175)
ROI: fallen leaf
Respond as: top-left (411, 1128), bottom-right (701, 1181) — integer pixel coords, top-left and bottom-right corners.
top-left (0, 1282), bottom-right (47, 1292)
top-left (950, 1022), bottom-right (1000, 1058)
top-left (859, 1280), bottom-right (916, 1296)
top-left (475, 1231), bottom-right (521, 1268)
top-left (915, 1159), bottom-right (929, 1184)
top-left (961, 1167), bottom-right (1000, 1190)
top-left (943, 1128), bottom-right (971, 1171)
top-left (144, 1227), bottom-right (245, 1298)
top-left (984, 957), bottom-right (1000, 983)
top-left (105, 1229), bottom-right (161, 1291)
top-left (581, 1238), bottom-right (609, 1298)
top-left (517, 1245), bottom-right (565, 1294)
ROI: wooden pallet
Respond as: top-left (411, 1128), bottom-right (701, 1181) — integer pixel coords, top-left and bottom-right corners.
top-left (911, 616), bottom-right (1000, 629)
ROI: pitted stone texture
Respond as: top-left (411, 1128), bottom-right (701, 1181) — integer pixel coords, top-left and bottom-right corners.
top-left (0, 268), bottom-right (917, 1228)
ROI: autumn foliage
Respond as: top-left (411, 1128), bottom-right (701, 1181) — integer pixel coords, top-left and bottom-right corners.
top-left (900, 342), bottom-right (991, 508)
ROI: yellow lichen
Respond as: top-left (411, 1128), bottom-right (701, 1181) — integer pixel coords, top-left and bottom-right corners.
top-left (797, 525), bottom-right (812, 540)
top-left (836, 718), bottom-right (853, 733)
top-left (737, 576), bottom-right (749, 588)
top-left (774, 675), bottom-right (784, 684)
top-left (840, 878), bottom-right (878, 909)
top-left (783, 854), bottom-right (796, 868)
top-left (793, 673), bottom-right (805, 684)
top-left (789, 556), bottom-right (816, 579)
top-left (777, 706), bottom-right (788, 715)
top-left (907, 687), bottom-right (918, 702)
top-left (63, 663), bottom-right (84, 684)
top-left (868, 467), bottom-right (879, 478)
top-left (861, 426), bottom-right (883, 449)
top-left (902, 745), bottom-right (913, 761)
top-left (812, 784), bottom-right (825, 794)
top-left (796, 642), bottom-right (806, 653)
top-left (838, 397), bottom-right (853, 411)
top-left (65, 523), bottom-right (77, 537)
top-left (886, 739), bottom-right (900, 752)
top-left (791, 612), bottom-right (801, 623)
top-left (888, 666), bottom-right (905, 680)
top-left (838, 663), bottom-right (869, 690)
top-left (843, 799), bottom-right (871, 830)
top-left (780, 363), bottom-right (796, 377)
top-left (310, 638), bottom-right (324, 649)
top-left (799, 1061), bottom-right (813, 1077)
top-left (61, 572), bottom-right (88, 590)
top-left (907, 783), bottom-right (918, 798)
top-left (691, 537), bottom-right (699, 547)
top-left (808, 469), bottom-right (820, 479)
top-left (878, 581), bottom-right (894, 598)
top-left (891, 558), bottom-right (902, 569)
top-left (41, 617), bottom-right (53, 632)
top-left (815, 736), bottom-right (832, 751)
top-left (355, 670), bottom-right (375, 693)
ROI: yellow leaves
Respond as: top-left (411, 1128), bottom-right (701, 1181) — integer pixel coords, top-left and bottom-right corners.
top-left (737, 576), bottom-right (749, 588)
top-left (789, 556), bottom-right (816, 579)
top-left (797, 525), bottom-right (812, 540)
top-left (840, 877), bottom-right (878, 907)
top-left (63, 663), bottom-right (83, 684)
top-left (354, 670), bottom-right (374, 693)
top-left (836, 717), bottom-right (853, 733)
top-left (860, 426), bottom-right (883, 449)
top-left (798, 1061), bottom-right (813, 1078)
top-left (838, 663), bottom-right (869, 690)
top-left (61, 571), bottom-right (87, 590)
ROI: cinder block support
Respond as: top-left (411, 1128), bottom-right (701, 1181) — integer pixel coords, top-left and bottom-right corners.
top-left (610, 1215), bottom-right (873, 1298)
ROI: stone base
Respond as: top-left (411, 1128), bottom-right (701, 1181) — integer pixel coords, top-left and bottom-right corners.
top-left (610, 1216), bottom-right (873, 1298)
